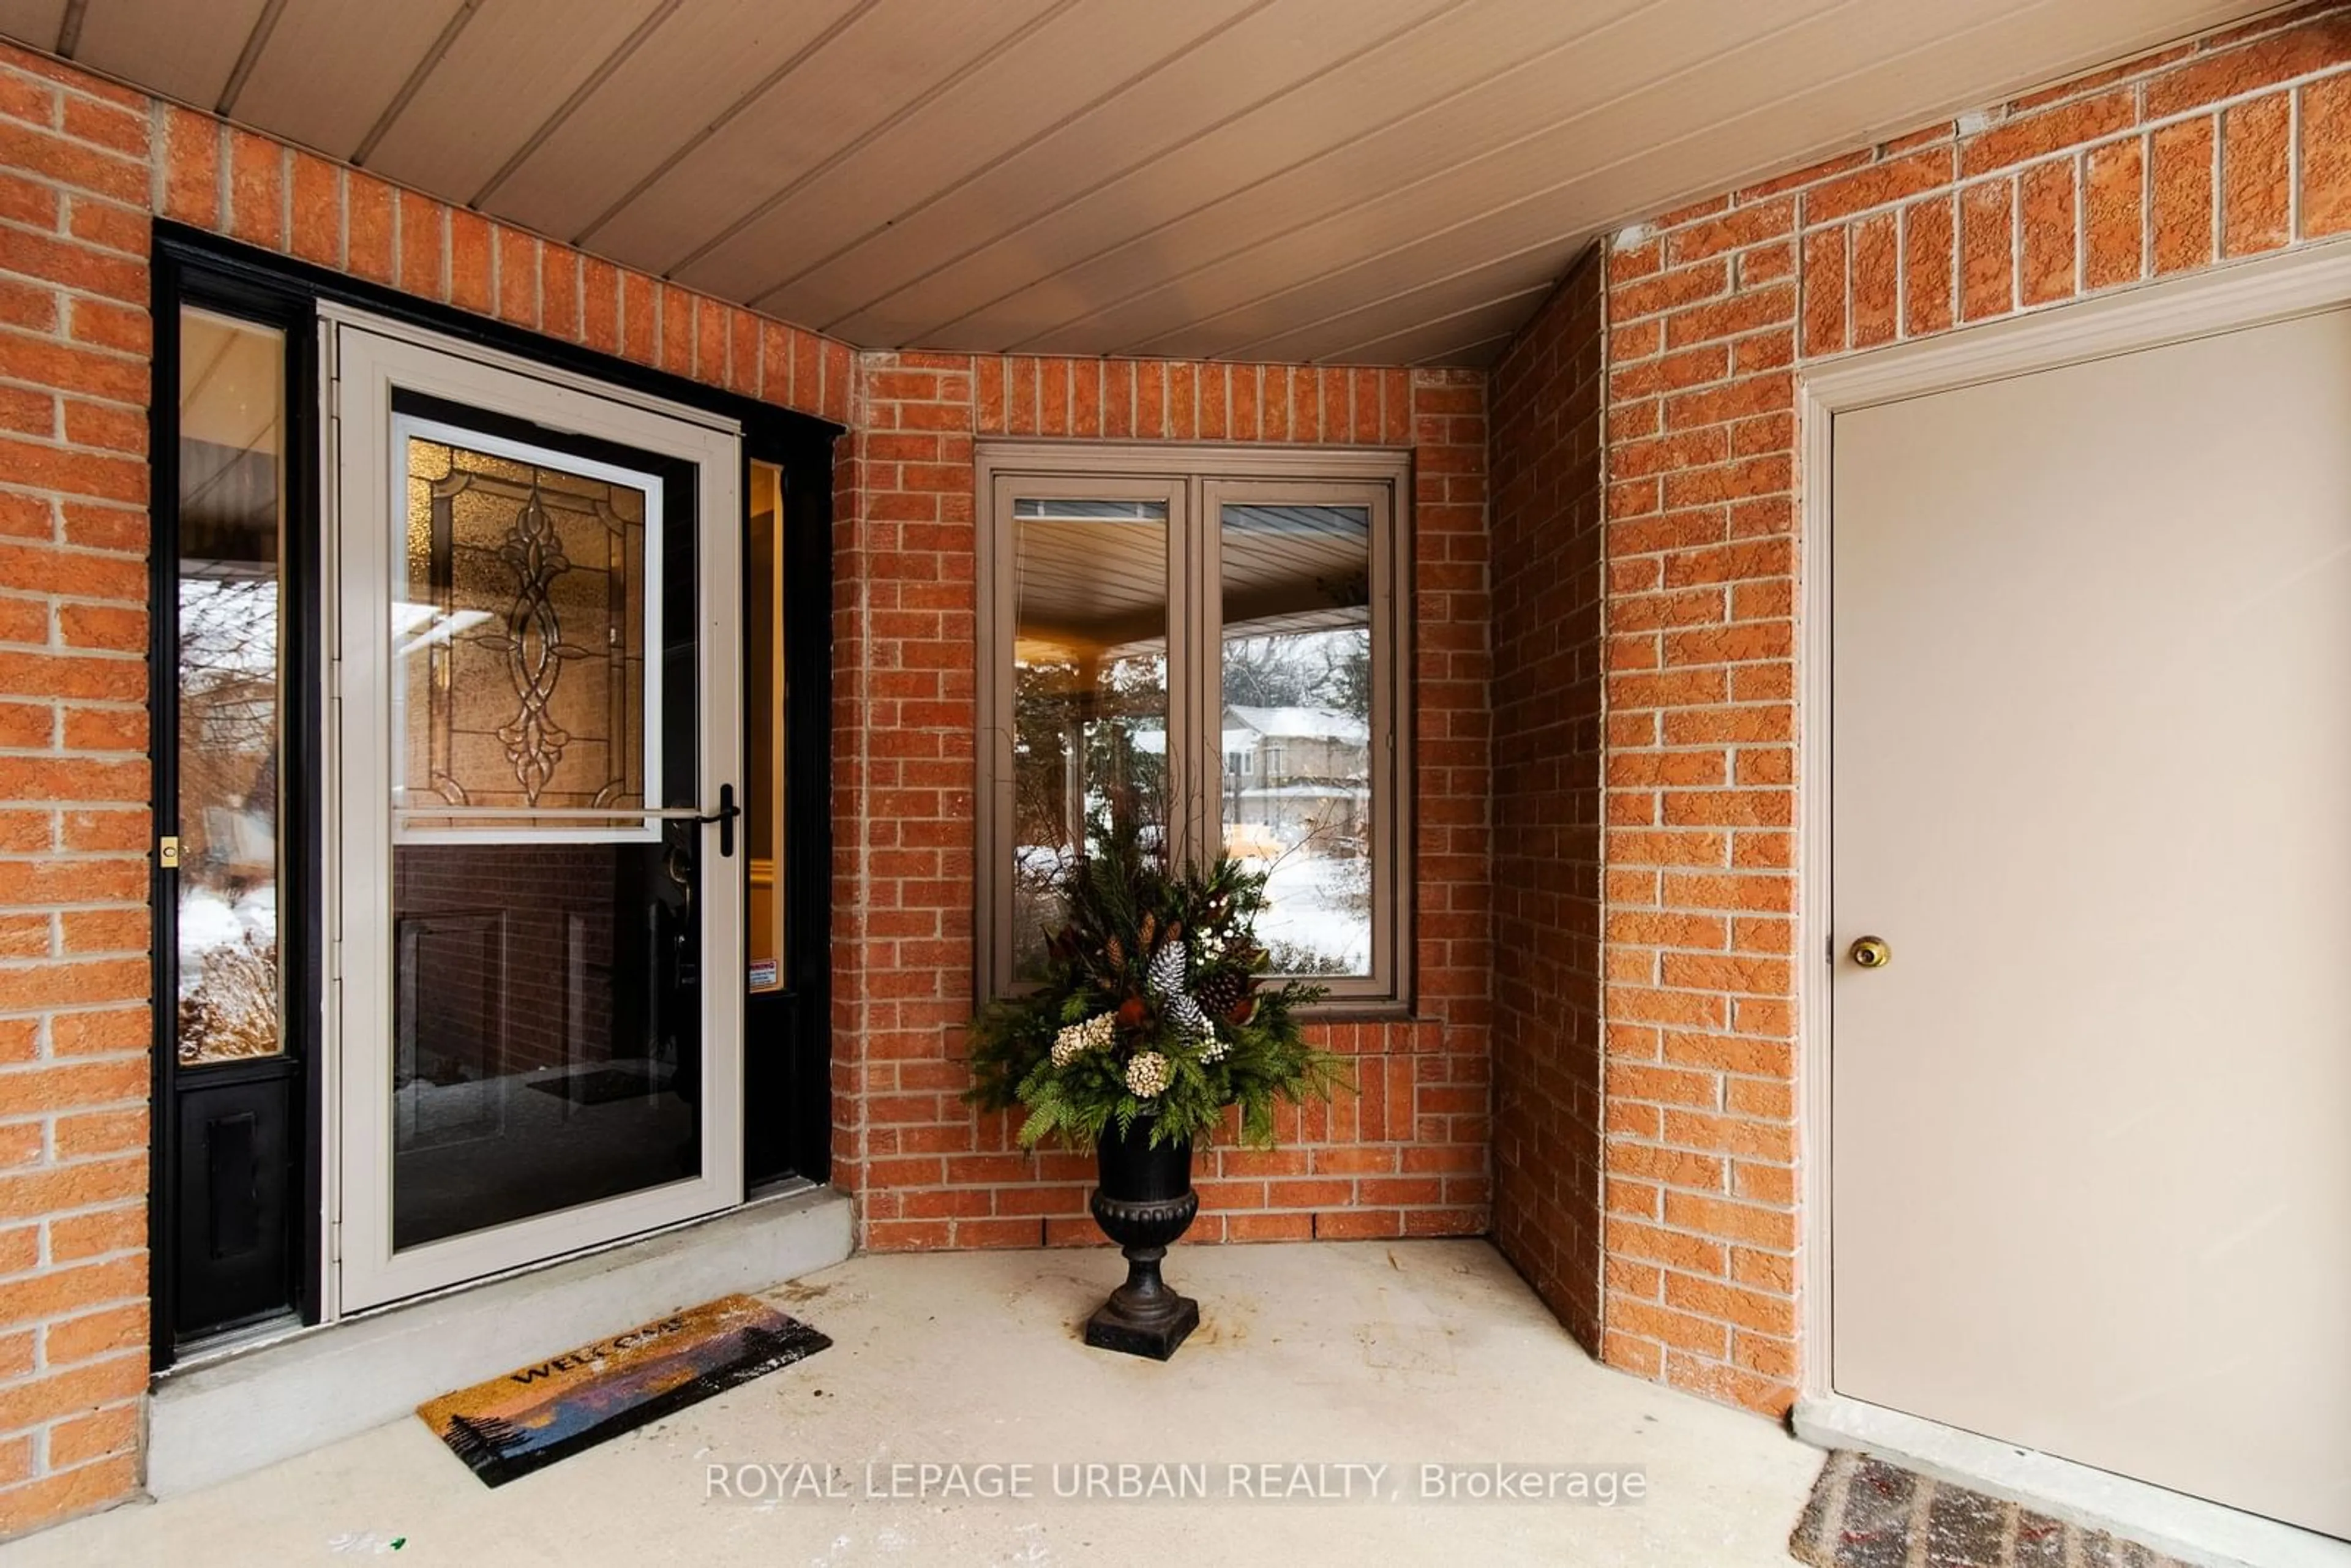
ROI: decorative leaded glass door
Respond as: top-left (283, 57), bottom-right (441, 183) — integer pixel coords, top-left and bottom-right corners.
top-left (329, 319), bottom-right (743, 1312)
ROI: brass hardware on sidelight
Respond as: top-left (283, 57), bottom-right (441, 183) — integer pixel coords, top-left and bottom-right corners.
top-left (1848, 936), bottom-right (1891, 969)
top-left (157, 836), bottom-right (181, 870)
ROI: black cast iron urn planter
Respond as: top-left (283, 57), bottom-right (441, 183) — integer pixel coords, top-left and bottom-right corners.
top-left (1084, 1117), bottom-right (1200, 1360)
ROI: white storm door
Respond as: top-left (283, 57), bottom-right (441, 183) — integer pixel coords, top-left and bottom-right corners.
top-left (331, 319), bottom-right (744, 1313)
top-left (1829, 304), bottom-right (2351, 1539)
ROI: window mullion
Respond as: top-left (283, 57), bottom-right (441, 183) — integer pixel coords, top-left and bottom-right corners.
top-left (1183, 473), bottom-right (1210, 875)
top-left (1166, 475), bottom-right (1186, 872)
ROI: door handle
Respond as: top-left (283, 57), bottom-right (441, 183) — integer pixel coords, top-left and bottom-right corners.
top-left (1848, 935), bottom-right (1892, 969)
top-left (697, 784), bottom-right (740, 858)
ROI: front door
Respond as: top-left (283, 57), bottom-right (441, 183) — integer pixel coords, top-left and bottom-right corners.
top-left (1829, 305), bottom-right (2351, 1537)
top-left (330, 320), bottom-right (744, 1312)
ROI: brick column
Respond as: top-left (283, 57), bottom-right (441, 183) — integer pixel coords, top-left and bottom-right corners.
top-left (1487, 250), bottom-right (1608, 1353)
top-left (0, 47), bottom-right (159, 1534)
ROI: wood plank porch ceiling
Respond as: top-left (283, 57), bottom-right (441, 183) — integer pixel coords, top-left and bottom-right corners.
top-left (6, 0), bottom-right (2276, 366)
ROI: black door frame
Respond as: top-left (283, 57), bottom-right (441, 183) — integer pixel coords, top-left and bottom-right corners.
top-left (149, 225), bottom-right (840, 1368)
top-left (149, 243), bottom-right (324, 1357)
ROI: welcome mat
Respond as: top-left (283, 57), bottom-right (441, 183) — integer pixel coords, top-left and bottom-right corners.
top-left (418, 1294), bottom-right (830, 1487)
top-left (1791, 1450), bottom-right (2196, 1568)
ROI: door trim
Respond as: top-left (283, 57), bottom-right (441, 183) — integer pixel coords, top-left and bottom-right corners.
top-left (1797, 235), bottom-right (2351, 1404)
top-left (148, 248), bottom-right (328, 1360)
top-left (325, 312), bottom-right (745, 1316)
top-left (315, 300), bottom-right (744, 435)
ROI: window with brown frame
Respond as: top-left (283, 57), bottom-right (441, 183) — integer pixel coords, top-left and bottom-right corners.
top-left (975, 443), bottom-right (1412, 1009)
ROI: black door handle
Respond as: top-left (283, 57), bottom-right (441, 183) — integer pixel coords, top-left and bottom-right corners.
top-left (699, 783), bottom-right (741, 857)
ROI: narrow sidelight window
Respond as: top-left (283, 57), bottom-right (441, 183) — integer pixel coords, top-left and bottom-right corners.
top-left (747, 460), bottom-right (787, 992)
top-left (156, 278), bottom-right (318, 1356)
top-left (176, 309), bottom-right (288, 1064)
top-left (977, 446), bottom-right (1411, 1008)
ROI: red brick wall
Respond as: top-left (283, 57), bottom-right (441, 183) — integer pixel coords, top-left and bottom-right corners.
top-left (1565, 2), bottom-right (2351, 1418)
top-left (0, 42), bottom-right (850, 1535)
top-left (830, 354), bottom-right (1495, 1252)
top-left (1486, 250), bottom-right (1607, 1352)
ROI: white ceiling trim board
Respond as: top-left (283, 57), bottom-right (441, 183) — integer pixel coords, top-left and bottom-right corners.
top-left (470, 0), bottom-right (686, 209)
top-left (348, 0), bottom-right (484, 168)
top-left (215, 0), bottom-right (287, 115)
top-left (661, 0), bottom-right (1087, 280)
top-left (740, 0), bottom-right (1280, 310)
top-left (800, 0), bottom-right (1480, 335)
top-left (2, 0), bottom-right (2283, 366)
top-left (1010, 0), bottom-right (1834, 358)
top-left (571, 0), bottom-right (887, 249)
top-left (1113, 0), bottom-right (2113, 362)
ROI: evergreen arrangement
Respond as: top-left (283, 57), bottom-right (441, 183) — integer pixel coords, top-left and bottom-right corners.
top-left (964, 819), bottom-right (1349, 1150)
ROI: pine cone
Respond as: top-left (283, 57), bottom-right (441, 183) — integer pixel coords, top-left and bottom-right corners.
top-left (1139, 912), bottom-right (1156, 948)
top-left (1146, 942), bottom-right (1187, 1000)
top-left (1166, 992), bottom-right (1209, 1037)
top-left (1194, 967), bottom-right (1245, 1019)
top-left (1105, 935), bottom-right (1124, 968)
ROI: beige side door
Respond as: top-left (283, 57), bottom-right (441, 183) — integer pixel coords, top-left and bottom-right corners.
top-left (1829, 305), bottom-right (2351, 1539)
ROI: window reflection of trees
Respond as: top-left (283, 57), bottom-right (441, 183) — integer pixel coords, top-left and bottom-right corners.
top-left (1010, 651), bottom-right (1168, 982)
top-left (1218, 628), bottom-right (1374, 977)
top-left (177, 572), bottom-right (282, 1063)
top-left (174, 308), bottom-right (285, 1065)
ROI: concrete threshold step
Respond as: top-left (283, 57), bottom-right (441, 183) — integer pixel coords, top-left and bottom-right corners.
top-left (148, 1185), bottom-right (854, 1498)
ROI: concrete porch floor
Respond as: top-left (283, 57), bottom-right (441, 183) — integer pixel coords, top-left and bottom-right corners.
top-left (1, 1240), bottom-right (1823, 1567)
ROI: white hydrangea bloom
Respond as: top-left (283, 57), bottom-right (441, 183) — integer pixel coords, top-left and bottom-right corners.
top-left (1125, 1051), bottom-right (1171, 1098)
top-left (1051, 1011), bottom-right (1116, 1068)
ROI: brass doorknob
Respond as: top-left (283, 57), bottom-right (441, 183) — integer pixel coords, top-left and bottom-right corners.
top-left (1848, 936), bottom-right (1891, 969)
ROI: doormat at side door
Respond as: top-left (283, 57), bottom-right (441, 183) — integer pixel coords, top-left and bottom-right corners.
top-left (418, 1293), bottom-right (830, 1487)
top-left (1791, 1451), bottom-right (2196, 1568)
